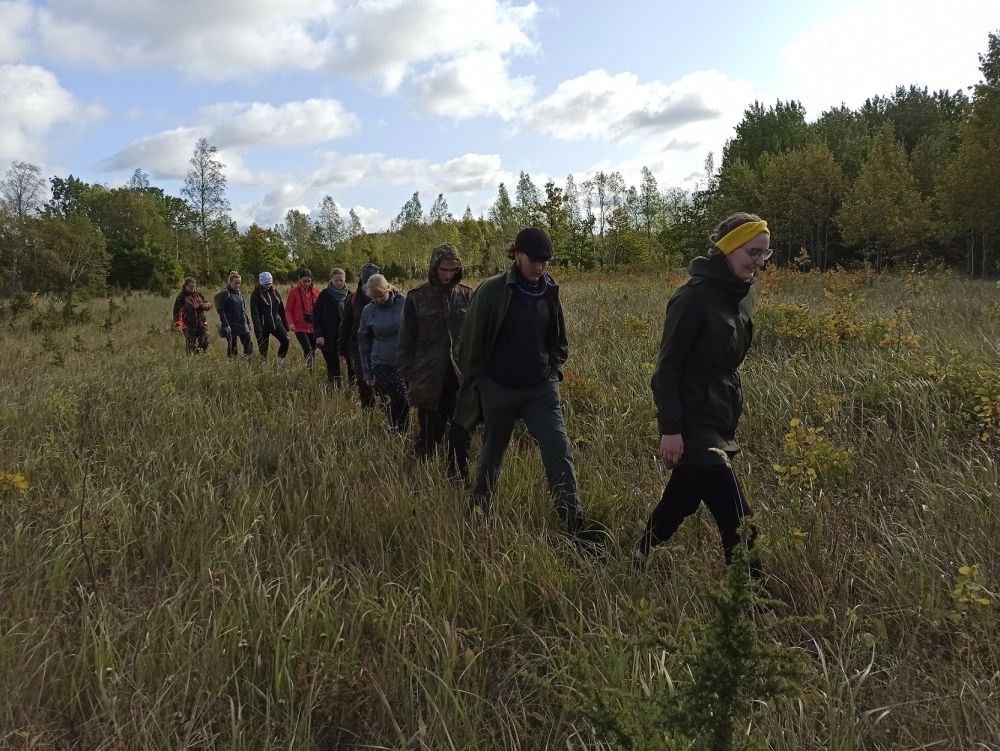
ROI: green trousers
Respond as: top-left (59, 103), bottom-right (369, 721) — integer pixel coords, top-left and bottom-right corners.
top-left (471, 375), bottom-right (581, 522)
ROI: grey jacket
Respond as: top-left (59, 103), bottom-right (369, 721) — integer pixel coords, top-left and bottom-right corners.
top-left (358, 290), bottom-right (406, 380)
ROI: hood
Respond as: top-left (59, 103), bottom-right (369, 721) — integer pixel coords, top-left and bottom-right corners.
top-left (374, 290), bottom-right (404, 307)
top-left (359, 263), bottom-right (380, 289)
top-left (688, 249), bottom-right (753, 301)
top-left (428, 243), bottom-right (464, 286)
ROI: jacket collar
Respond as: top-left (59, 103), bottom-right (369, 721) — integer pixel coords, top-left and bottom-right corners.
top-left (503, 264), bottom-right (557, 290)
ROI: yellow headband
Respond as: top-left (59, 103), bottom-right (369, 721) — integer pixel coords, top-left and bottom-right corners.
top-left (714, 220), bottom-right (769, 255)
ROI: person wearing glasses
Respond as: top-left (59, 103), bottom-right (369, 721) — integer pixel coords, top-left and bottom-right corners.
top-left (286, 267), bottom-right (320, 365)
top-left (455, 227), bottom-right (603, 548)
top-left (633, 212), bottom-right (771, 573)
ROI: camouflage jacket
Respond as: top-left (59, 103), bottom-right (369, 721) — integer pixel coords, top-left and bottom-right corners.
top-left (397, 246), bottom-right (473, 411)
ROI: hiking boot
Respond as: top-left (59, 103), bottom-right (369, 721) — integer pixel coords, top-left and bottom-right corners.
top-left (568, 517), bottom-right (610, 557)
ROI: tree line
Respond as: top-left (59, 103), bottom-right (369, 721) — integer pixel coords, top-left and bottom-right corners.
top-left (1, 31), bottom-right (997, 298)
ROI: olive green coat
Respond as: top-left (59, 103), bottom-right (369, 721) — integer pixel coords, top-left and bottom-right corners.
top-left (454, 265), bottom-right (568, 430)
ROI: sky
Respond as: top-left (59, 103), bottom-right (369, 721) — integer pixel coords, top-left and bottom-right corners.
top-left (1, 0), bottom-right (997, 231)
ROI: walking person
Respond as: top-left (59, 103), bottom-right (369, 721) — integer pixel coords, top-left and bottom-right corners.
top-left (217, 271), bottom-right (253, 359)
top-left (633, 212), bottom-right (771, 573)
top-left (454, 227), bottom-right (600, 543)
top-left (357, 274), bottom-right (409, 432)
top-left (250, 271), bottom-right (290, 360)
top-left (285, 268), bottom-right (320, 365)
top-left (313, 268), bottom-right (349, 388)
top-left (397, 244), bottom-right (473, 480)
top-left (338, 263), bottom-right (380, 409)
top-left (172, 276), bottom-right (212, 354)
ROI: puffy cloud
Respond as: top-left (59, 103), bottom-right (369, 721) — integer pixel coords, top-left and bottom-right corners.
top-left (99, 126), bottom-right (200, 179)
top-left (34, 0), bottom-right (538, 112)
top-left (782, 0), bottom-right (999, 116)
top-left (99, 126), bottom-right (273, 185)
top-left (412, 51), bottom-right (533, 119)
top-left (101, 98), bottom-right (359, 180)
top-left (377, 152), bottom-right (503, 193)
top-left (0, 1), bottom-right (35, 63)
top-left (37, 0), bottom-right (333, 78)
top-left (307, 153), bottom-right (381, 191)
top-left (337, 0), bottom-right (536, 97)
top-left (522, 69), bottom-right (752, 142)
top-left (200, 99), bottom-right (360, 148)
top-left (0, 64), bottom-right (98, 163)
top-left (347, 205), bottom-right (385, 232)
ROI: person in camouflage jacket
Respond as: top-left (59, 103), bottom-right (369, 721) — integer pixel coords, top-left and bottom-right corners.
top-left (397, 243), bottom-right (473, 479)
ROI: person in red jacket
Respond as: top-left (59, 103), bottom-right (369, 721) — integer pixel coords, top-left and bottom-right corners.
top-left (285, 267), bottom-right (320, 365)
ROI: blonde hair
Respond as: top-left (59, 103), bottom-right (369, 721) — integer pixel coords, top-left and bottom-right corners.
top-left (364, 273), bottom-right (392, 296)
top-left (228, 270), bottom-right (241, 281)
top-left (330, 267), bottom-right (346, 279)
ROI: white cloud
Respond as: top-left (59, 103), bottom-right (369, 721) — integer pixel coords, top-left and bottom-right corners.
top-left (782, 0), bottom-right (1000, 117)
top-left (101, 98), bottom-right (359, 180)
top-left (37, 0), bottom-right (333, 79)
top-left (100, 126), bottom-right (200, 179)
top-left (307, 153), bottom-right (381, 192)
top-left (413, 51), bottom-right (533, 119)
top-left (34, 0), bottom-right (538, 114)
top-left (348, 205), bottom-right (385, 232)
top-left (523, 69), bottom-right (753, 142)
top-left (377, 152), bottom-right (503, 193)
top-left (0, 64), bottom-right (97, 163)
top-left (0, 1), bottom-right (35, 63)
top-left (200, 100), bottom-right (360, 148)
top-left (336, 0), bottom-right (537, 92)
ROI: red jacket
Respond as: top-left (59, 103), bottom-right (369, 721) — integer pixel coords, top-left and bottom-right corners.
top-left (285, 282), bottom-right (320, 333)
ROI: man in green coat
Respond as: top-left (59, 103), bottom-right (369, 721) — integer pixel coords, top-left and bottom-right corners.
top-left (455, 227), bottom-right (596, 541)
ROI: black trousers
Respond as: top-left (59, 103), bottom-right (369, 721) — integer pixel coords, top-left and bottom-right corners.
top-left (320, 349), bottom-right (342, 387)
top-left (349, 346), bottom-right (376, 409)
top-left (415, 367), bottom-right (470, 480)
top-left (256, 328), bottom-right (289, 359)
top-left (184, 327), bottom-right (209, 354)
top-left (371, 364), bottom-right (409, 432)
top-left (295, 332), bottom-right (317, 365)
top-left (226, 330), bottom-right (254, 358)
top-left (640, 464), bottom-right (756, 566)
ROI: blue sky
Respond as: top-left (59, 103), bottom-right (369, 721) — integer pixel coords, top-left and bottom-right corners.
top-left (1, 0), bottom-right (997, 230)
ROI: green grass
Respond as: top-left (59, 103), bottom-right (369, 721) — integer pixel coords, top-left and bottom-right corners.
top-left (1, 268), bottom-right (998, 749)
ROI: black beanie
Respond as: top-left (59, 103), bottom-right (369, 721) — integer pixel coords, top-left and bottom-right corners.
top-left (513, 227), bottom-right (554, 260)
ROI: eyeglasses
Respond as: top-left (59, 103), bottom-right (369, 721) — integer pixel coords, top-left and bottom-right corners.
top-left (746, 247), bottom-right (773, 261)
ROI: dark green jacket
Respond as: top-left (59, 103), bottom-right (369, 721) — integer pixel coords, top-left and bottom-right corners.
top-left (454, 265), bottom-right (568, 430)
top-left (651, 250), bottom-right (755, 465)
top-left (397, 245), bottom-right (473, 411)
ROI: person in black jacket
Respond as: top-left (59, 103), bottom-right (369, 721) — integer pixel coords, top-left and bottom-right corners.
top-left (250, 271), bottom-right (289, 360)
top-left (217, 271), bottom-right (254, 359)
top-left (337, 263), bottom-right (380, 409)
top-left (172, 276), bottom-right (211, 354)
top-left (634, 212), bottom-right (771, 573)
top-left (313, 268), bottom-right (349, 388)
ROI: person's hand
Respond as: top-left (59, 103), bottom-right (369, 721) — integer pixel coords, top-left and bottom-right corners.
top-left (659, 434), bottom-right (684, 466)
top-left (224, 325), bottom-right (231, 334)
top-left (315, 336), bottom-right (325, 346)
top-left (365, 378), bottom-right (375, 387)
top-left (289, 324), bottom-right (296, 332)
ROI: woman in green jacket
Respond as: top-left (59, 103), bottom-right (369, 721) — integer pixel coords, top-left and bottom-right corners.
top-left (635, 212), bottom-right (771, 571)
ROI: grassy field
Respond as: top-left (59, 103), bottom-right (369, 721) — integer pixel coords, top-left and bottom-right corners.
top-left (1, 267), bottom-right (999, 750)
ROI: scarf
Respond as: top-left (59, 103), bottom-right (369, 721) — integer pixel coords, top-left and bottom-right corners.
top-left (328, 283), bottom-right (350, 305)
